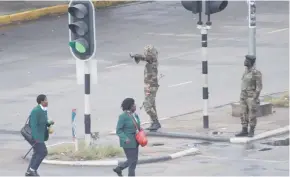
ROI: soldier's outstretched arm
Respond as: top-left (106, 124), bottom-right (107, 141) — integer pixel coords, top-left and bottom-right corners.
top-left (130, 53), bottom-right (146, 61)
top-left (254, 70), bottom-right (263, 99)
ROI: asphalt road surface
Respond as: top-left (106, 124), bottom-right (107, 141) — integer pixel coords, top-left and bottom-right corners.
top-left (0, 1), bottom-right (288, 137)
top-left (0, 137), bottom-right (288, 176)
top-left (0, 2), bottom-right (289, 175)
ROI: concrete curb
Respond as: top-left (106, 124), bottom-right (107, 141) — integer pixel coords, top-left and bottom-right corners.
top-left (109, 91), bottom-right (288, 135)
top-left (26, 142), bottom-right (200, 166)
top-left (145, 126), bottom-right (290, 144)
top-left (146, 131), bottom-right (230, 142)
top-left (0, 1), bottom-right (132, 26)
top-left (229, 125), bottom-right (290, 144)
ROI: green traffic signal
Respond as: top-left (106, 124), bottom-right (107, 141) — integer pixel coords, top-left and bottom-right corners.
top-left (69, 39), bottom-right (88, 54)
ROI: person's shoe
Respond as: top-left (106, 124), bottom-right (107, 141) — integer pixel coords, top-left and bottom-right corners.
top-left (25, 169), bottom-right (39, 176)
top-left (248, 126), bottom-right (255, 137)
top-left (113, 167), bottom-right (123, 176)
top-left (145, 122), bottom-right (154, 130)
top-left (148, 120), bottom-right (161, 132)
top-left (235, 127), bottom-right (248, 137)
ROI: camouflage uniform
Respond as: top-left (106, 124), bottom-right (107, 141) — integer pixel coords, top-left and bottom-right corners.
top-left (237, 64), bottom-right (263, 137)
top-left (131, 45), bottom-right (161, 131)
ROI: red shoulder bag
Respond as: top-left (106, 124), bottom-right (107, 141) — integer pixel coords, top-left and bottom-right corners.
top-left (128, 113), bottom-right (148, 147)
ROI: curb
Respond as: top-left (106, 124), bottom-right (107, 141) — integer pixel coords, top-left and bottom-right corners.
top-left (146, 131), bottom-right (230, 142)
top-left (26, 145), bottom-right (199, 166)
top-left (109, 91), bottom-right (288, 135)
top-left (145, 126), bottom-right (290, 144)
top-left (229, 125), bottom-right (290, 144)
top-left (0, 1), bottom-right (132, 26)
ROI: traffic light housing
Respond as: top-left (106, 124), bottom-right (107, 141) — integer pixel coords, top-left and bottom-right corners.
top-left (205, 1), bottom-right (228, 15)
top-left (181, 1), bottom-right (228, 15)
top-left (181, 1), bottom-right (202, 14)
top-left (68, 0), bottom-right (96, 61)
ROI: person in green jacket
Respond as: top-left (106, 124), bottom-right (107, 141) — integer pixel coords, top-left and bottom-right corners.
top-left (113, 98), bottom-right (141, 177)
top-left (26, 94), bottom-right (54, 176)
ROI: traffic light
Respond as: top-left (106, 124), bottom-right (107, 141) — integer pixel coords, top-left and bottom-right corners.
top-left (181, 1), bottom-right (202, 14)
top-left (181, 1), bottom-right (228, 15)
top-left (205, 1), bottom-right (228, 15)
top-left (68, 0), bottom-right (96, 61)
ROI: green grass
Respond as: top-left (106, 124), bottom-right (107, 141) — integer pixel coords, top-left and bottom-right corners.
top-left (264, 92), bottom-right (289, 108)
top-left (47, 141), bottom-right (123, 161)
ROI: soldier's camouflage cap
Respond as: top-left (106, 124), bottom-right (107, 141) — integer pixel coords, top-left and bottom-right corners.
top-left (144, 45), bottom-right (158, 57)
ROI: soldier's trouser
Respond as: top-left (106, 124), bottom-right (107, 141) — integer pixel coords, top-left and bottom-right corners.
top-left (240, 97), bottom-right (258, 128)
top-left (144, 87), bottom-right (158, 122)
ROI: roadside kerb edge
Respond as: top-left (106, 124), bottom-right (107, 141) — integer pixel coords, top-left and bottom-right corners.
top-left (146, 131), bottom-right (230, 142)
top-left (25, 142), bottom-right (200, 166)
top-left (145, 126), bottom-right (290, 144)
top-left (0, 1), bottom-right (132, 26)
top-left (229, 125), bottom-right (290, 144)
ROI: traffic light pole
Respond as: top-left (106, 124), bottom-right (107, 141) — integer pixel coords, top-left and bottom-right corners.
top-left (84, 60), bottom-right (91, 147)
top-left (181, 0), bottom-right (228, 129)
top-left (248, 0), bottom-right (256, 57)
top-left (197, 0), bottom-right (211, 129)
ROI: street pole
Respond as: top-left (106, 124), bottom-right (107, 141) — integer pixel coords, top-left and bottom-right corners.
top-left (84, 60), bottom-right (91, 147)
top-left (197, 0), bottom-right (211, 129)
top-left (248, 0), bottom-right (256, 57)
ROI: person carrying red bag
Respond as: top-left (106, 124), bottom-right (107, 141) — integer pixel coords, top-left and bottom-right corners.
top-left (113, 98), bottom-right (147, 177)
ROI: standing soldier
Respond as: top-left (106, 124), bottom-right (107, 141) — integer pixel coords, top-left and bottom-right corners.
top-left (130, 45), bottom-right (161, 131)
top-left (236, 55), bottom-right (262, 137)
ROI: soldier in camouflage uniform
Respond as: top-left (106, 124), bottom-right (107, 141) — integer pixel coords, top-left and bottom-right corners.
top-left (130, 45), bottom-right (161, 131)
top-left (235, 55), bottom-right (263, 137)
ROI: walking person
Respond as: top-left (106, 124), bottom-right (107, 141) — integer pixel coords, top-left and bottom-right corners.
top-left (130, 45), bottom-right (161, 131)
top-left (235, 55), bottom-right (262, 137)
top-left (25, 94), bottom-right (54, 176)
top-left (113, 98), bottom-right (141, 176)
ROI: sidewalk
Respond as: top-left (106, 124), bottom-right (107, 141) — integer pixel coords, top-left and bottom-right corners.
top-left (148, 105), bottom-right (289, 141)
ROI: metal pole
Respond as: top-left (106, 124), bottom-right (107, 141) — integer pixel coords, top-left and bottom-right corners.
top-left (84, 61), bottom-right (91, 147)
top-left (248, 0), bottom-right (256, 57)
top-left (198, 0), bottom-right (210, 129)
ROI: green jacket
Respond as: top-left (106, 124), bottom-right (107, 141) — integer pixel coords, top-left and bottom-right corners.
top-left (29, 105), bottom-right (50, 142)
top-left (116, 112), bottom-right (141, 148)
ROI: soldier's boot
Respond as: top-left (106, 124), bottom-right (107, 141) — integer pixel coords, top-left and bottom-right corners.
top-left (235, 127), bottom-right (248, 137)
top-left (148, 119), bottom-right (161, 132)
top-left (248, 126), bottom-right (255, 137)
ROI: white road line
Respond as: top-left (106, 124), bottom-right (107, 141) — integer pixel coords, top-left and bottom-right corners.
top-left (105, 63), bottom-right (128, 69)
top-left (197, 155), bottom-right (288, 163)
top-left (168, 81), bottom-right (192, 88)
top-left (267, 28), bottom-right (288, 34)
top-left (159, 33), bottom-right (175, 36)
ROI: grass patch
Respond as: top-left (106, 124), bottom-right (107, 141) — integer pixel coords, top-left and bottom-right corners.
top-left (263, 92), bottom-right (289, 108)
top-left (47, 141), bottom-right (123, 161)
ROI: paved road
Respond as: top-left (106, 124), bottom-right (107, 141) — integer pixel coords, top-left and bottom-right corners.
top-left (1, 137), bottom-right (288, 176)
top-left (0, 1), bottom-right (288, 138)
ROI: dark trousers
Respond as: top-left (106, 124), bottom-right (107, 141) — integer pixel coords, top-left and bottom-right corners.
top-left (118, 147), bottom-right (139, 176)
top-left (27, 142), bottom-right (48, 171)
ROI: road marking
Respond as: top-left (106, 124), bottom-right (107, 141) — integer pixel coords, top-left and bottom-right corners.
top-left (159, 33), bottom-right (175, 36)
top-left (267, 28), bottom-right (288, 34)
top-left (197, 155), bottom-right (288, 163)
top-left (168, 81), bottom-right (192, 88)
top-left (105, 63), bottom-right (128, 69)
